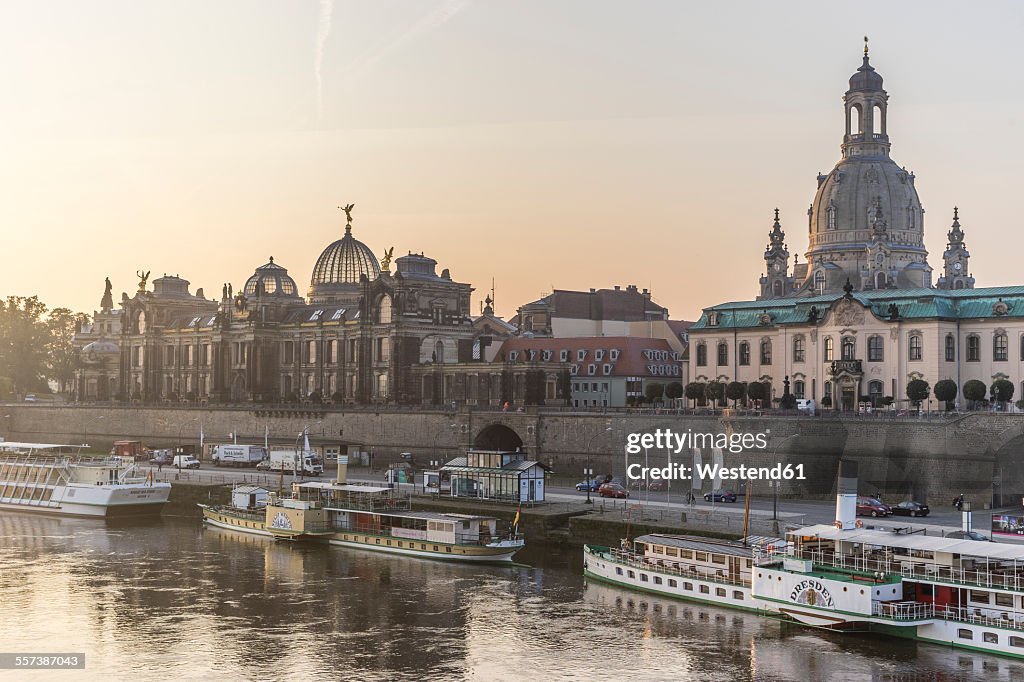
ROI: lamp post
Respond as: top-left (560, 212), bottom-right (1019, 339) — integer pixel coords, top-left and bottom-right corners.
top-left (767, 430), bottom-right (800, 521)
top-left (584, 424), bottom-right (613, 504)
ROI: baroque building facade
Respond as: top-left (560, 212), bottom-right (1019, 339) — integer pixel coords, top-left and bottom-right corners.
top-left (690, 48), bottom-right (1020, 411)
top-left (75, 213), bottom-right (493, 405)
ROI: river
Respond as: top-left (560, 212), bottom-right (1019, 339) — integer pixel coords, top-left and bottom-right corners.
top-left (0, 512), bottom-right (1019, 681)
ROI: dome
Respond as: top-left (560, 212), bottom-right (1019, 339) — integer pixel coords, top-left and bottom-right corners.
top-left (848, 55), bottom-right (883, 92)
top-left (243, 257), bottom-right (300, 299)
top-left (82, 340), bottom-right (120, 354)
top-left (308, 224), bottom-right (380, 304)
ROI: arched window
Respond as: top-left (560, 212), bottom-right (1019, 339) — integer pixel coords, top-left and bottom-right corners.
top-left (954, 280), bottom-right (964, 290)
top-left (849, 104), bottom-right (861, 136)
top-left (717, 342), bottom-right (728, 367)
top-left (967, 335), bottom-right (980, 362)
top-left (868, 335), bottom-right (884, 362)
top-left (696, 343), bottom-right (707, 367)
top-left (994, 332), bottom-right (1009, 362)
top-left (378, 295), bottom-right (392, 324)
top-left (906, 204), bottom-right (916, 230)
top-left (868, 380), bottom-right (884, 407)
top-left (137, 310), bottom-right (147, 334)
top-left (760, 339), bottom-right (772, 365)
top-left (824, 380), bottom-right (833, 403)
top-left (773, 280), bottom-right (783, 296)
top-left (814, 270), bottom-right (826, 295)
top-left (873, 104), bottom-right (883, 135)
top-left (841, 336), bottom-right (856, 361)
top-left (908, 334), bottom-right (923, 361)
top-left (823, 337), bottom-right (834, 362)
top-left (792, 336), bottom-right (806, 363)
top-left (875, 272), bottom-right (887, 289)
top-left (946, 334), bottom-right (956, 362)
top-left (826, 205), bottom-right (837, 230)
top-left (794, 380), bottom-right (805, 399)
top-left (739, 342), bottom-right (750, 366)
top-left (434, 339), bottom-right (445, 364)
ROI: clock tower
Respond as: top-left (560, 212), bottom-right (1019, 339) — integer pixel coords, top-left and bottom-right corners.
top-left (758, 209), bottom-right (794, 299)
top-left (937, 207), bottom-right (975, 290)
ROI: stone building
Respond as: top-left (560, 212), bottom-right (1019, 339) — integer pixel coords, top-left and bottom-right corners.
top-left (75, 214), bottom-right (486, 405)
top-left (513, 285), bottom-right (668, 337)
top-left (690, 47), bottom-right (1020, 411)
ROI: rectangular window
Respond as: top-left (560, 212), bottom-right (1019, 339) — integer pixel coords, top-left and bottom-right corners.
top-left (628, 571), bottom-right (635, 579)
top-left (868, 336), bottom-right (884, 362)
top-left (668, 579), bottom-right (677, 588)
top-left (996, 593), bottom-right (1014, 607)
top-left (616, 567), bottom-right (623, 576)
top-left (1010, 636), bottom-right (1024, 648)
top-left (970, 591), bottom-right (990, 604)
top-left (908, 335), bottom-right (922, 361)
top-left (711, 555), bottom-right (726, 565)
top-left (699, 585), bottom-right (710, 594)
top-left (792, 337), bottom-right (805, 363)
top-left (666, 547), bottom-right (678, 557)
top-left (984, 632), bottom-right (998, 644)
top-left (733, 591), bottom-right (744, 600)
top-left (959, 629), bottom-right (973, 640)
top-left (640, 574), bottom-right (649, 582)
top-left (654, 576), bottom-right (663, 585)
top-left (695, 552), bottom-right (707, 562)
top-left (716, 588), bottom-right (726, 597)
top-left (995, 334), bottom-right (1008, 362)
top-left (946, 335), bottom-right (956, 362)
top-left (683, 582), bottom-right (692, 591)
top-left (967, 336), bottom-right (980, 362)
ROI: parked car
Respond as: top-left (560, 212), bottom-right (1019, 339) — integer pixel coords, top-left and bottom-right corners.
top-left (23, 394), bottom-right (37, 402)
top-left (148, 450), bottom-right (173, 466)
top-left (598, 483), bottom-right (629, 499)
top-left (890, 501), bottom-right (930, 517)
top-left (575, 479), bottom-right (602, 492)
top-left (647, 480), bottom-right (667, 492)
top-left (796, 399), bottom-right (815, 415)
top-left (946, 530), bottom-right (991, 542)
top-left (704, 489), bottom-right (737, 503)
top-left (856, 496), bottom-right (892, 517)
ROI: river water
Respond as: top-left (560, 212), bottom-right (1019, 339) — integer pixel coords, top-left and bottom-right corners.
top-left (0, 513), bottom-right (1020, 681)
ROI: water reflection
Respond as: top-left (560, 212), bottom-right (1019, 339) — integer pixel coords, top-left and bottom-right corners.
top-left (0, 514), bottom-right (1022, 680)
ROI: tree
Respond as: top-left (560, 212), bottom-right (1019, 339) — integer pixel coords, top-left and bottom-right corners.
top-left (991, 379), bottom-right (1015, 407)
top-left (963, 379), bottom-right (987, 409)
top-left (725, 381), bottom-right (746, 407)
top-left (746, 381), bottom-right (768, 406)
top-left (46, 307), bottom-right (89, 395)
top-left (0, 296), bottom-right (50, 396)
top-left (664, 381), bottom-right (684, 402)
top-left (933, 379), bottom-right (958, 411)
top-left (906, 379), bottom-right (930, 407)
top-left (705, 380), bottom-right (725, 407)
top-left (684, 382), bottom-right (705, 408)
top-left (645, 382), bottom-right (665, 405)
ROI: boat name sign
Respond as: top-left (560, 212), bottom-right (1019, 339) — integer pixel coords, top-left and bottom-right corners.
top-left (789, 579), bottom-right (835, 608)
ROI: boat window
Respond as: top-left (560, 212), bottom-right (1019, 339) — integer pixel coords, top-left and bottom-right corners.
top-left (958, 629), bottom-right (973, 640)
top-left (668, 579), bottom-right (677, 587)
top-left (680, 550), bottom-right (693, 559)
top-left (1010, 636), bottom-right (1024, 648)
top-left (699, 585), bottom-right (710, 594)
top-left (616, 568), bottom-right (623, 576)
top-left (733, 591), bottom-right (744, 600)
top-left (628, 571), bottom-right (635, 579)
top-left (652, 545), bottom-right (664, 554)
top-left (654, 576), bottom-right (663, 585)
top-left (996, 593), bottom-right (1014, 607)
top-left (684, 582), bottom-right (692, 591)
top-left (984, 632), bottom-right (998, 644)
top-left (744, 560), bottom-right (752, 568)
top-left (716, 588), bottom-right (726, 597)
top-left (711, 555), bottom-right (726, 565)
top-left (640, 574), bottom-right (649, 582)
top-left (695, 552), bottom-right (707, 562)
top-left (666, 547), bottom-right (678, 557)
top-left (970, 591), bottom-right (991, 603)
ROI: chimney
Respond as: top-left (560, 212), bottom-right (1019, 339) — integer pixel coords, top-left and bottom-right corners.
top-left (614, 285), bottom-right (620, 290)
top-left (835, 460), bottom-right (858, 530)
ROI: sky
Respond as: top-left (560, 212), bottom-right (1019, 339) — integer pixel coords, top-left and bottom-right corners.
top-left (2, 1), bottom-right (1024, 321)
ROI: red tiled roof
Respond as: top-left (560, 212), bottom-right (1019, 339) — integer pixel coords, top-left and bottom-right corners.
top-left (495, 336), bottom-right (683, 379)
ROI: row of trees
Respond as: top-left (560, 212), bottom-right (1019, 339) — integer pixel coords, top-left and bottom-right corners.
top-left (681, 380), bottom-right (774, 408)
top-left (912, 378), bottom-right (1019, 410)
top-left (0, 296), bottom-right (88, 398)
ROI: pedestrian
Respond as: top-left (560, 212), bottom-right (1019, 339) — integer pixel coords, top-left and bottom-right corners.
top-left (158, 462), bottom-right (163, 473)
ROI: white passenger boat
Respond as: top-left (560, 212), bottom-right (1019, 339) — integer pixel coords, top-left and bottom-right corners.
top-left (584, 461), bottom-right (1024, 659)
top-left (201, 480), bottom-right (525, 563)
top-left (0, 442), bottom-right (170, 517)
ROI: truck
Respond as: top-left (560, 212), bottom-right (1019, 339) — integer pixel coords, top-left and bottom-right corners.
top-left (256, 449), bottom-right (323, 476)
top-left (211, 444), bottom-right (266, 468)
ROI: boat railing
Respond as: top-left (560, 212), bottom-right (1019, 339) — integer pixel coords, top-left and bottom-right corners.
top-left (936, 605), bottom-right (1024, 632)
top-left (339, 523), bottom-right (514, 547)
top-left (598, 548), bottom-right (751, 587)
top-left (872, 600), bottom-right (935, 621)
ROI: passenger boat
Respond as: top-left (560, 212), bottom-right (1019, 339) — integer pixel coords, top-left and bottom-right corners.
top-left (584, 461), bottom-right (1024, 659)
top-left (0, 442), bottom-right (170, 517)
top-left (200, 480), bottom-right (525, 563)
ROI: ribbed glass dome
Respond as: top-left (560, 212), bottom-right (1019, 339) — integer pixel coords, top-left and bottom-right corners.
top-left (243, 257), bottom-right (300, 298)
top-left (310, 225), bottom-right (380, 287)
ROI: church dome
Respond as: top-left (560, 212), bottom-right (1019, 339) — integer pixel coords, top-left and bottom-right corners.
top-left (308, 224), bottom-right (380, 304)
top-left (243, 257), bottom-right (300, 298)
top-left (849, 55), bottom-right (883, 92)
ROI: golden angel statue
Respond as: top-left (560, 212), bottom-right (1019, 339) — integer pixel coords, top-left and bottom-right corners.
top-left (136, 269), bottom-right (150, 292)
top-left (381, 246), bottom-right (394, 271)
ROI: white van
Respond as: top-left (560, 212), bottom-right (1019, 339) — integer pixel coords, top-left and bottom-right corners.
top-left (796, 399), bottom-right (816, 415)
top-left (172, 455), bottom-right (201, 469)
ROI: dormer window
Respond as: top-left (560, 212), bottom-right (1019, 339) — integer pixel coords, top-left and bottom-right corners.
top-left (331, 309), bottom-right (345, 321)
top-left (587, 364), bottom-right (596, 375)
top-left (595, 349), bottom-right (604, 361)
top-left (570, 365), bottom-right (578, 375)
top-left (509, 351), bottom-right (518, 362)
top-left (610, 349), bottom-right (619, 361)
top-left (603, 364), bottom-right (612, 375)
top-left (309, 310), bottom-right (323, 321)
top-left (542, 350), bottom-right (552, 361)
top-left (560, 349), bottom-right (568, 362)
top-left (577, 349), bottom-right (586, 362)
top-left (707, 312), bottom-right (720, 327)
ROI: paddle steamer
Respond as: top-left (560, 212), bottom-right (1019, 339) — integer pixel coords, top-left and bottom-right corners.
top-left (584, 462), bottom-right (1024, 659)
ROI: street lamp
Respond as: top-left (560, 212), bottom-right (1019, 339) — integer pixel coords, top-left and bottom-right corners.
top-left (584, 424), bottom-right (613, 504)
top-left (767, 430), bottom-right (800, 521)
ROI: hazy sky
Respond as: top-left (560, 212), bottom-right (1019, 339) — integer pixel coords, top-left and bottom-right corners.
top-left (3, 1), bottom-right (1024, 321)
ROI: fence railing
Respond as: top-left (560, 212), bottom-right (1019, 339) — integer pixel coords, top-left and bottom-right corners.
top-left (595, 547), bottom-right (751, 587)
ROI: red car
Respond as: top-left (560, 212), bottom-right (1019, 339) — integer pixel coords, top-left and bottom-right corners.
top-left (856, 496), bottom-right (892, 517)
top-left (599, 483), bottom-right (629, 499)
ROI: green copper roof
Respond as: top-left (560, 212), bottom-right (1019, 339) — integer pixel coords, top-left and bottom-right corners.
top-left (691, 286), bottom-right (1024, 330)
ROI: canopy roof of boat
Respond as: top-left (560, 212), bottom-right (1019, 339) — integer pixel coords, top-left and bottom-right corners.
top-left (794, 524), bottom-right (1024, 561)
top-left (637, 533), bottom-right (784, 558)
top-left (0, 441), bottom-right (85, 452)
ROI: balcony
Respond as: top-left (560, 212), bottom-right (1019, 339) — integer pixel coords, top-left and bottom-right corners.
top-left (830, 359), bottom-right (862, 376)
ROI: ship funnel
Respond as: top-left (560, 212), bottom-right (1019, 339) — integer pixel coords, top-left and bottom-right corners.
top-left (335, 455), bottom-right (349, 485)
top-left (835, 460), bottom-right (858, 530)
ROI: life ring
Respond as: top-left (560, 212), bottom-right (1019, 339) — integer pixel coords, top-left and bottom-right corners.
top-left (856, 519), bottom-right (864, 529)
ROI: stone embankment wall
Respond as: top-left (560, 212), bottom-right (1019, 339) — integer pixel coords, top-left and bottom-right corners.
top-left (5, 405), bottom-right (1024, 506)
